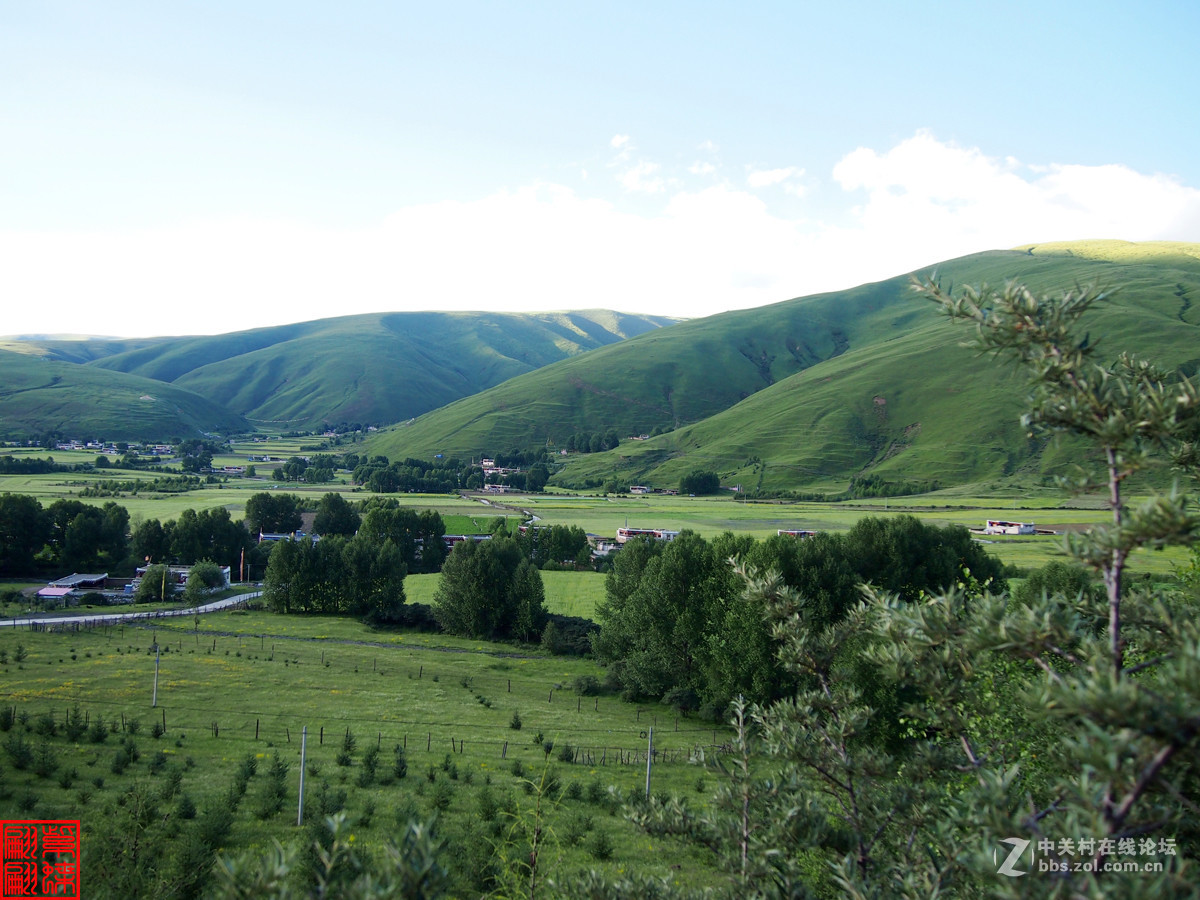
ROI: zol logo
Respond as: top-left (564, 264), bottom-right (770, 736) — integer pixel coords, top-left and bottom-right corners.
top-left (994, 837), bottom-right (1032, 877)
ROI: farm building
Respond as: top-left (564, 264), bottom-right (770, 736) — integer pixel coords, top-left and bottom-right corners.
top-left (48, 573), bottom-right (109, 590)
top-left (615, 526), bottom-right (680, 544)
top-left (442, 533), bottom-right (493, 550)
top-left (984, 520), bottom-right (1036, 535)
top-left (258, 531), bottom-right (319, 544)
top-left (38, 573), bottom-right (111, 607)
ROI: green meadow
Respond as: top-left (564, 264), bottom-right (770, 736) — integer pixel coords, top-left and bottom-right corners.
top-left (1, 447), bottom-right (1189, 577)
top-left (403, 571), bottom-right (607, 621)
top-left (0, 607), bottom-right (726, 888)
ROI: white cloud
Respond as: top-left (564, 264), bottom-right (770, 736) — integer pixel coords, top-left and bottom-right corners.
top-left (617, 160), bottom-right (667, 194)
top-left (609, 134), bottom-right (630, 149)
top-left (688, 161), bottom-right (717, 176)
top-left (830, 130), bottom-right (1200, 269)
top-left (4, 133), bottom-right (1199, 336)
top-left (747, 166), bottom-right (801, 188)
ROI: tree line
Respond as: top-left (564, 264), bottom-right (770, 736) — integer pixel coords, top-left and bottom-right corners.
top-left (593, 516), bottom-right (1007, 717)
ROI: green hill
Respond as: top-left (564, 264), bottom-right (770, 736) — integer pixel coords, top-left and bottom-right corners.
top-left (4, 310), bottom-right (675, 432)
top-left (367, 242), bottom-right (1200, 492)
top-left (0, 348), bottom-right (251, 441)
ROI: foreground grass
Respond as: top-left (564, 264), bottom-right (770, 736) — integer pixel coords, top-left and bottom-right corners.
top-left (0, 610), bottom-right (728, 893)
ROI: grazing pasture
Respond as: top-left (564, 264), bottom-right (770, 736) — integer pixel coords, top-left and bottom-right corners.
top-left (0, 607), bottom-right (727, 891)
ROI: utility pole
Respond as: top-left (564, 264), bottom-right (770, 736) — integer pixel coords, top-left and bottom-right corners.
top-left (297, 726), bottom-right (307, 826)
top-left (151, 644), bottom-right (160, 708)
top-left (644, 726), bottom-right (654, 800)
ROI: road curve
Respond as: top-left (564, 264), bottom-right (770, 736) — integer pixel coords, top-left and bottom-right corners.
top-left (0, 590), bottom-right (263, 629)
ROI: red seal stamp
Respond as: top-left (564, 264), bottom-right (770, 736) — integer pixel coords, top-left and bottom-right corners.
top-left (2, 821), bottom-right (80, 899)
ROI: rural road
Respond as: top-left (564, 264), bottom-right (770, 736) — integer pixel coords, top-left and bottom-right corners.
top-left (0, 590), bottom-right (263, 629)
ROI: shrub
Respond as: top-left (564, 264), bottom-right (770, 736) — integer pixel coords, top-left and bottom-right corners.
top-left (87, 716), bottom-right (108, 743)
top-left (110, 748), bottom-right (130, 775)
top-left (564, 811), bottom-right (593, 846)
top-left (175, 793), bottom-right (197, 820)
top-left (585, 779), bottom-right (607, 805)
top-left (430, 778), bottom-right (453, 811)
top-left (3, 733), bottom-right (33, 770)
top-left (336, 729), bottom-right (355, 767)
top-left (147, 750), bottom-right (168, 775)
top-left (573, 674), bottom-right (601, 696)
top-left (63, 708), bottom-right (86, 742)
top-left (477, 785), bottom-right (498, 822)
top-left (588, 828), bottom-right (614, 860)
top-left (161, 767), bottom-right (184, 801)
top-left (509, 710), bottom-right (522, 731)
top-left (392, 744), bottom-right (408, 780)
top-left (357, 745), bottom-right (380, 788)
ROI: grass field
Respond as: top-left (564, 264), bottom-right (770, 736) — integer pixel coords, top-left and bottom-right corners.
top-left (2, 452), bottom-right (1190, 577)
top-left (403, 571), bottom-right (607, 621)
top-left (0, 608), bottom-right (728, 890)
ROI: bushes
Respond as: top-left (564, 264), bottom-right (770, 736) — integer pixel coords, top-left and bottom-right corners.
top-left (1012, 560), bottom-right (1101, 607)
top-left (253, 754), bottom-right (289, 820)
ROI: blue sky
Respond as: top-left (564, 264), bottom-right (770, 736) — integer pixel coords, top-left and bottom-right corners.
top-left (3, 1), bottom-right (1199, 336)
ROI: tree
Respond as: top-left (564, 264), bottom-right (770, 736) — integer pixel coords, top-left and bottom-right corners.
top-left (517, 524), bottom-right (590, 567)
top-left (433, 538), bottom-right (546, 640)
top-left (668, 281), bottom-right (1200, 895)
top-left (359, 504), bottom-right (445, 573)
top-left (594, 531), bottom-right (750, 707)
top-left (263, 538), bottom-right (335, 615)
top-left (341, 534), bottom-right (407, 624)
top-left (169, 507), bottom-right (250, 567)
top-left (176, 439), bottom-right (216, 473)
top-left (1011, 559), bottom-right (1101, 608)
top-left (842, 513), bottom-right (1005, 602)
top-left (913, 277), bottom-right (1200, 880)
top-left (244, 493), bottom-right (303, 535)
top-left (131, 518), bottom-right (171, 566)
top-left (314, 492), bottom-right (361, 537)
top-left (0, 494), bottom-right (48, 575)
top-left (135, 564), bottom-right (176, 603)
top-left (182, 560), bottom-right (227, 604)
top-left (46, 500), bottom-right (128, 571)
top-left (679, 470), bottom-right (720, 495)
top-left (524, 464), bottom-right (550, 493)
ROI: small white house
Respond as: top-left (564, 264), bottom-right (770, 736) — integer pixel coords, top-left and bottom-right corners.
top-left (984, 520), bottom-right (1036, 535)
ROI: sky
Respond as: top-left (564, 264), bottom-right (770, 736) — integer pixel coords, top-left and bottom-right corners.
top-left (3, 1), bottom-right (1199, 338)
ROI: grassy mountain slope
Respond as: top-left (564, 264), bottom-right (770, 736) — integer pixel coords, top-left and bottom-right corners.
top-left (7, 310), bottom-right (675, 431)
top-left (0, 348), bottom-right (251, 441)
top-left (369, 242), bottom-right (1200, 491)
